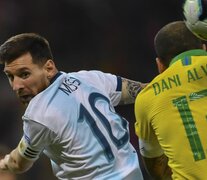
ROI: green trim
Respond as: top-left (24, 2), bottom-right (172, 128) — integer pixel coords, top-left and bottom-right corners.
top-left (189, 89), bottom-right (207, 101)
top-left (169, 49), bottom-right (207, 66)
top-left (173, 96), bottom-right (206, 161)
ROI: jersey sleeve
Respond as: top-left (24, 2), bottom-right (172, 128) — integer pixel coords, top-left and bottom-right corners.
top-left (134, 95), bottom-right (164, 158)
top-left (78, 70), bottom-right (122, 106)
top-left (103, 74), bottom-right (122, 106)
top-left (18, 120), bottom-right (56, 161)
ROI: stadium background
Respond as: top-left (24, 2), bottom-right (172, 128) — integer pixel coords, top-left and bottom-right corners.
top-left (0, 0), bottom-right (184, 179)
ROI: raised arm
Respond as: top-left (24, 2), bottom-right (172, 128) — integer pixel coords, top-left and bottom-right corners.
top-left (119, 78), bottom-right (147, 105)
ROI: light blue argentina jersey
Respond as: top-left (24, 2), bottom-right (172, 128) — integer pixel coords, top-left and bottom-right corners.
top-left (18, 70), bottom-right (143, 180)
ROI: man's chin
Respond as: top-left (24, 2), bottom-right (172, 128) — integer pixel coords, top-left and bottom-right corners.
top-left (22, 101), bottom-right (29, 106)
top-left (19, 96), bottom-right (33, 106)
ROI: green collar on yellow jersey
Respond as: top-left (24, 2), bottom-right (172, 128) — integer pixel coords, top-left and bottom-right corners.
top-left (169, 49), bottom-right (207, 66)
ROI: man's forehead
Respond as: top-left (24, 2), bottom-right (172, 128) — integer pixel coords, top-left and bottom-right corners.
top-left (4, 60), bottom-right (34, 74)
top-left (5, 53), bottom-right (33, 65)
top-left (4, 67), bottom-right (31, 75)
top-left (4, 54), bottom-right (34, 68)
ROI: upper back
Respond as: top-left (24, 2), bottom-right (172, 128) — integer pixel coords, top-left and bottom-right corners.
top-left (24, 70), bottom-right (142, 180)
top-left (135, 50), bottom-right (207, 179)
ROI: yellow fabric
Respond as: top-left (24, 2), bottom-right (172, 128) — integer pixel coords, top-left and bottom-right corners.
top-left (135, 52), bottom-right (207, 179)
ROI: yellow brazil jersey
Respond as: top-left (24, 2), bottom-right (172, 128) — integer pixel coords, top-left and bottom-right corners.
top-left (135, 49), bottom-right (207, 180)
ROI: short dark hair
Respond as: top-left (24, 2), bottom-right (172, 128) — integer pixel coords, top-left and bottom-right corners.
top-left (0, 33), bottom-right (53, 65)
top-left (154, 21), bottom-right (203, 67)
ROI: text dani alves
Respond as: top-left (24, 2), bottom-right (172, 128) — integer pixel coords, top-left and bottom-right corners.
top-left (152, 64), bottom-right (207, 96)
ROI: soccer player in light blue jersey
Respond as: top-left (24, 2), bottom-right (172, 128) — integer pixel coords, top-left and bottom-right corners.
top-left (0, 33), bottom-right (145, 180)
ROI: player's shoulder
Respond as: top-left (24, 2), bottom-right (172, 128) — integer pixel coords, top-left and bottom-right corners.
top-left (25, 73), bottom-right (66, 117)
top-left (72, 70), bottom-right (115, 79)
top-left (135, 73), bottom-right (166, 106)
top-left (70, 70), bottom-right (118, 89)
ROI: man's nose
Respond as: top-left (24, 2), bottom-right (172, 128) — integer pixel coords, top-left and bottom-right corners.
top-left (12, 77), bottom-right (24, 91)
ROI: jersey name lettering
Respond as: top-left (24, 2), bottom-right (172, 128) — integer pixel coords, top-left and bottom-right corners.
top-left (152, 74), bottom-right (181, 95)
top-left (152, 63), bottom-right (207, 96)
top-left (59, 77), bottom-right (81, 95)
top-left (187, 64), bottom-right (207, 82)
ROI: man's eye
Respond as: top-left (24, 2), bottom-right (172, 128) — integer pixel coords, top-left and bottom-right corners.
top-left (21, 72), bottom-right (30, 79)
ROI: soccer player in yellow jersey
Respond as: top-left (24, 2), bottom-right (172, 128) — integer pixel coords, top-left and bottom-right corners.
top-left (135, 21), bottom-right (207, 180)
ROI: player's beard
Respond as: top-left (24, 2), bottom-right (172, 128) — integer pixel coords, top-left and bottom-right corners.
top-left (19, 95), bottom-right (34, 106)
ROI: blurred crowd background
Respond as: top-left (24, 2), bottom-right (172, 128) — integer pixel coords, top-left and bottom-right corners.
top-left (0, 0), bottom-right (184, 179)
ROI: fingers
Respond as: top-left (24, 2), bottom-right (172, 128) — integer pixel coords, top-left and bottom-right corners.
top-left (0, 154), bottom-right (10, 172)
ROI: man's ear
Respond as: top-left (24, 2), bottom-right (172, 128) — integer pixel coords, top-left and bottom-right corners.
top-left (44, 59), bottom-right (57, 79)
top-left (156, 57), bottom-right (166, 73)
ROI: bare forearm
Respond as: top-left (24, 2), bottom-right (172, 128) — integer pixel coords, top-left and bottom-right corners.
top-left (143, 154), bottom-right (172, 180)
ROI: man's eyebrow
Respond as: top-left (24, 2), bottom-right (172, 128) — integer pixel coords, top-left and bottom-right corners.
top-left (4, 67), bottom-right (30, 74)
